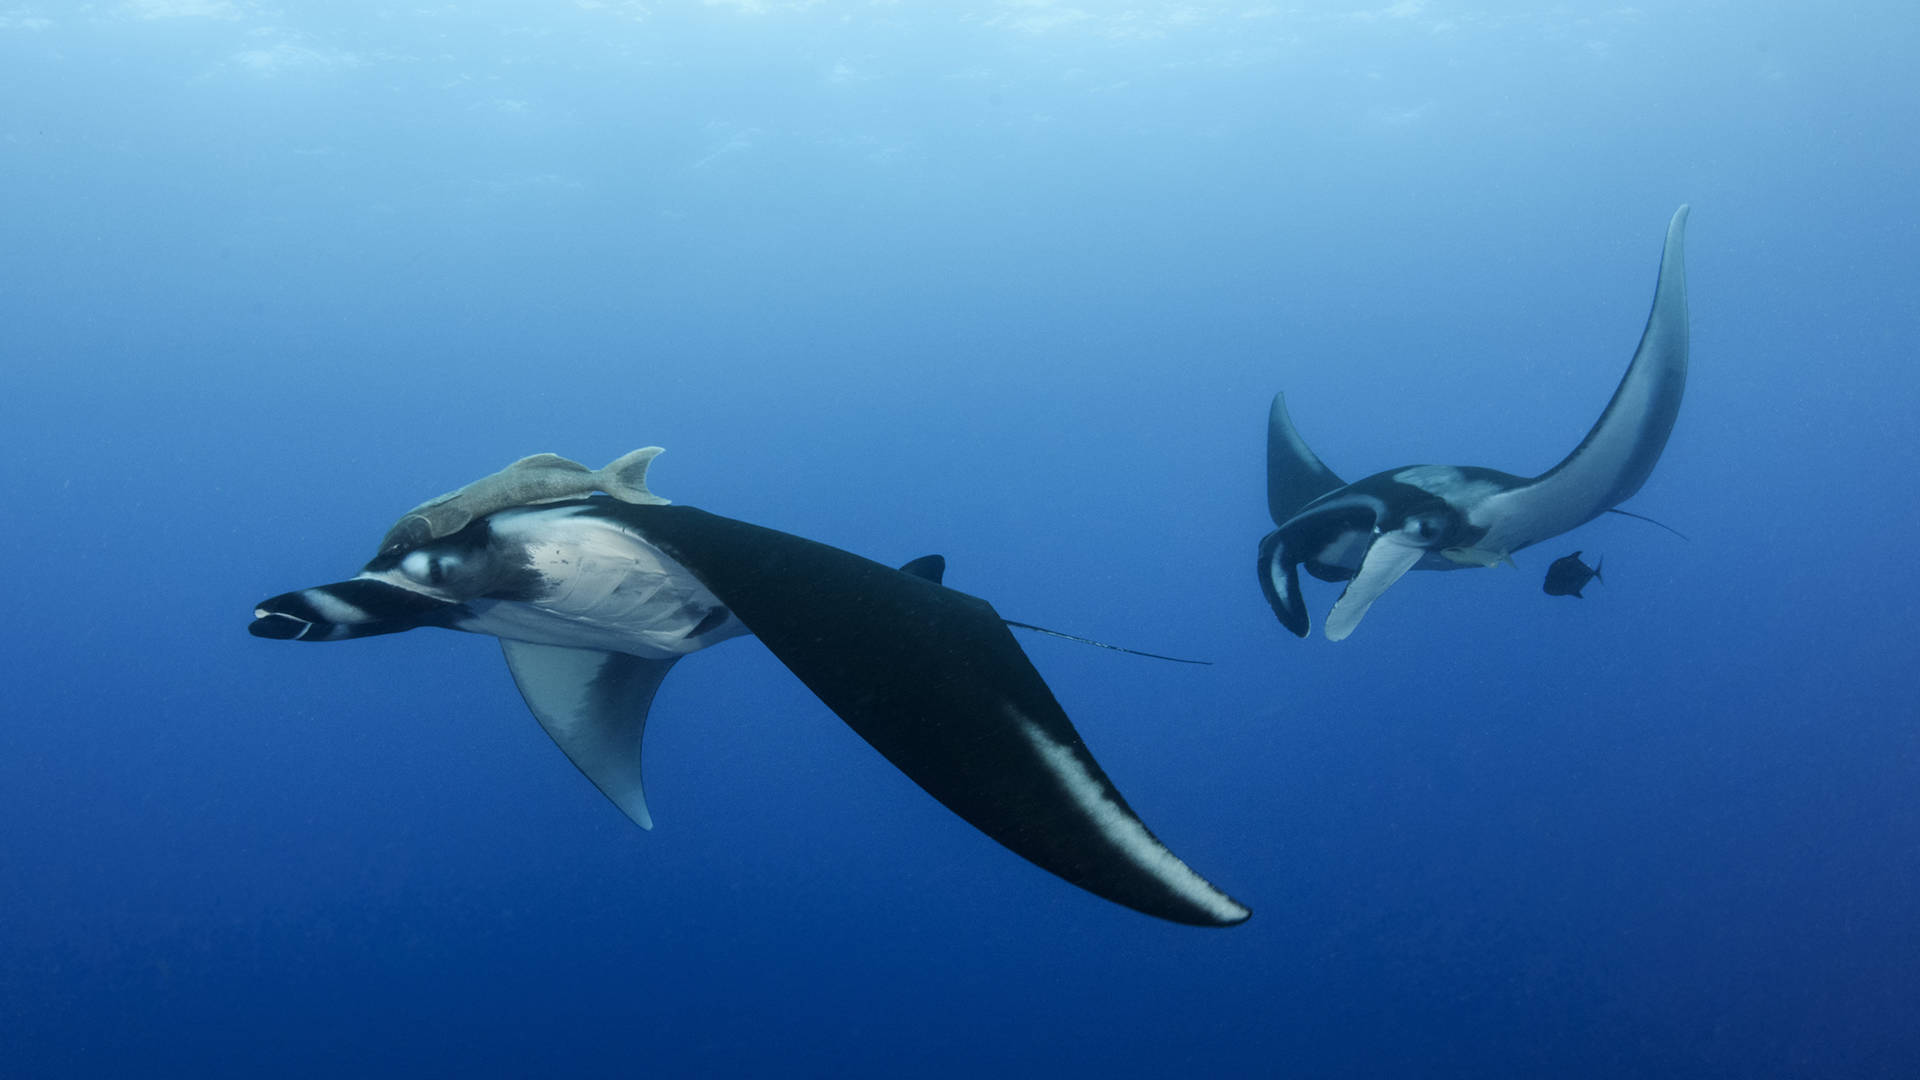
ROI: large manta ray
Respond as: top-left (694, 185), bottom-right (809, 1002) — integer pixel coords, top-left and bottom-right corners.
top-left (251, 453), bottom-right (1249, 927)
top-left (1259, 205), bottom-right (1691, 641)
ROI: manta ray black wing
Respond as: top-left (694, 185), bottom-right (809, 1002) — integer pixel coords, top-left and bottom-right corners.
top-left (624, 504), bottom-right (1250, 928)
top-left (1267, 391), bottom-right (1346, 526)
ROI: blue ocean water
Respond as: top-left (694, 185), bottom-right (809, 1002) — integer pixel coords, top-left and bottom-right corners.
top-left (4, 2), bottom-right (1917, 1075)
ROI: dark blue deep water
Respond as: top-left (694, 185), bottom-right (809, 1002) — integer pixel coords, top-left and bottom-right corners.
top-left (4, 3), bottom-right (1917, 1076)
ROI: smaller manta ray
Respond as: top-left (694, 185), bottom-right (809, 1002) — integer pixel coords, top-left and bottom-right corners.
top-left (1259, 206), bottom-right (1691, 641)
top-left (251, 452), bottom-right (1249, 927)
top-left (1543, 551), bottom-right (1603, 598)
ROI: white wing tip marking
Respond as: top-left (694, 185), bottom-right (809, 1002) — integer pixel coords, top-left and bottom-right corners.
top-left (1018, 713), bottom-right (1249, 924)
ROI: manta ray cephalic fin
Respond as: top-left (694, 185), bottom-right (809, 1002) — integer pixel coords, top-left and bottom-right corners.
top-left (1256, 529), bottom-right (1312, 638)
top-left (1324, 535), bottom-right (1427, 642)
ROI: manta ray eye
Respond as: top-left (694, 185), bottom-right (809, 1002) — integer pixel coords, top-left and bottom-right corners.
top-left (1406, 515), bottom-right (1447, 543)
top-left (400, 550), bottom-right (455, 587)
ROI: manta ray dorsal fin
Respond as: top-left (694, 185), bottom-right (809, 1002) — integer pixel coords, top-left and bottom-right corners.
top-left (1486, 206), bottom-right (1691, 549)
top-left (1324, 534), bottom-right (1427, 641)
top-left (1267, 392), bottom-right (1347, 526)
top-left (898, 555), bottom-right (947, 584)
top-left (499, 640), bottom-right (680, 831)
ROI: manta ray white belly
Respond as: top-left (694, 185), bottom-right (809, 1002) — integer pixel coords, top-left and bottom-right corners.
top-left (450, 508), bottom-right (746, 658)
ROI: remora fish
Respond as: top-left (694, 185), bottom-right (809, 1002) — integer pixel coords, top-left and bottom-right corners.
top-left (377, 447), bottom-right (667, 556)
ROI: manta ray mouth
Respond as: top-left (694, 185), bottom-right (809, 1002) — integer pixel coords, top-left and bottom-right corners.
top-left (248, 610), bottom-right (312, 640)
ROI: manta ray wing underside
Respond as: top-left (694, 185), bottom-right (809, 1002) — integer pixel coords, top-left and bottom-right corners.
top-left (626, 504), bottom-right (1250, 927)
top-left (500, 640), bottom-right (679, 831)
top-left (1479, 205), bottom-right (1691, 550)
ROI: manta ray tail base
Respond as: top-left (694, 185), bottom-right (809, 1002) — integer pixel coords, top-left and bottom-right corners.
top-left (900, 554), bottom-right (1210, 664)
top-left (1604, 507), bottom-right (1691, 542)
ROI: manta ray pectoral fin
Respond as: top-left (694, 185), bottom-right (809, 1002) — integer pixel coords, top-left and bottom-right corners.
top-left (1486, 206), bottom-right (1691, 549)
top-left (1324, 535), bottom-right (1427, 642)
top-left (1267, 392), bottom-right (1346, 526)
top-left (1257, 530), bottom-right (1312, 638)
top-left (629, 505), bottom-right (1250, 927)
top-left (500, 640), bottom-right (680, 831)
